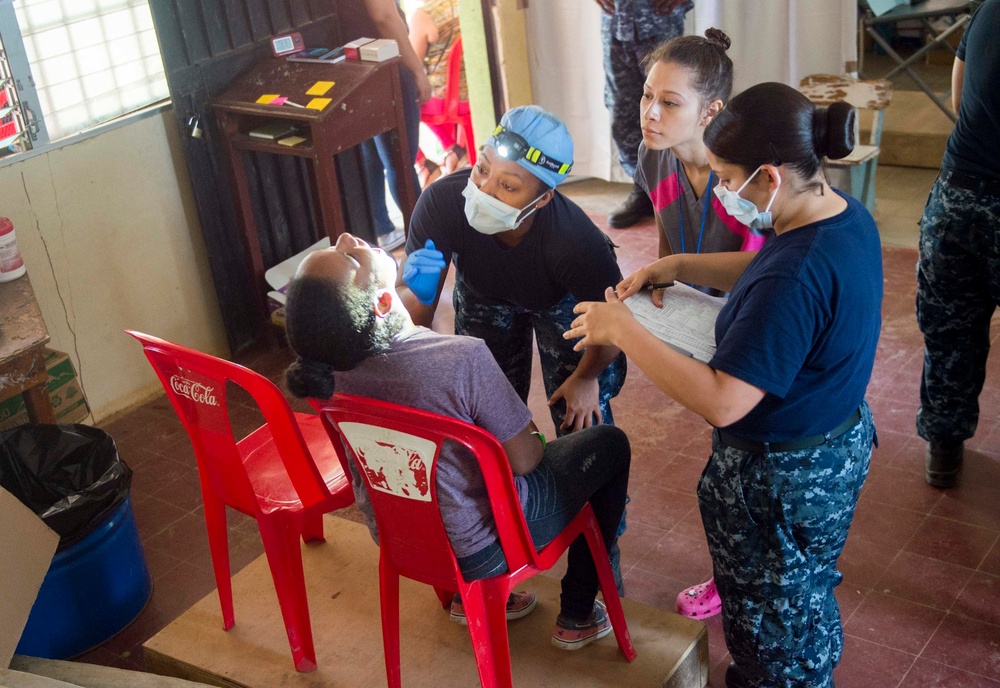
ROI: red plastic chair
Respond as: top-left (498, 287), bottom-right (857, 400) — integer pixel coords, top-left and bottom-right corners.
top-left (313, 393), bottom-right (635, 688)
top-left (421, 36), bottom-right (476, 166)
top-left (126, 331), bottom-right (354, 673)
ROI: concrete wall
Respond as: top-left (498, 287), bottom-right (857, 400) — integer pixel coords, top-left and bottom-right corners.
top-left (0, 111), bottom-right (228, 423)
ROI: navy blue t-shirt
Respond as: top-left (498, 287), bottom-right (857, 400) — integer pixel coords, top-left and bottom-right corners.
top-left (405, 169), bottom-right (621, 311)
top-left (709, 191), bottom-right (882, 443)
top-left (941, 0), bottom-right (1000, 181)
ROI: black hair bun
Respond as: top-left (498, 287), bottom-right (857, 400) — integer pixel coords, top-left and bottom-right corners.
top-left (812, 101), bottom-right (855, 160)
top-left (704, 28), bottom-right (732, 51)
top-left (285, 356), bottom-right (336, 399)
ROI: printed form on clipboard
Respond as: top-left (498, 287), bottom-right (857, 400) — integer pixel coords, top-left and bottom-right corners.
top-left (624, 282), bottom-right (725, 363)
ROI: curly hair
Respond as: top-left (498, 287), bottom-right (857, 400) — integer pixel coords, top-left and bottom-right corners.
top-left (284, 275), bottom-right (404, 399)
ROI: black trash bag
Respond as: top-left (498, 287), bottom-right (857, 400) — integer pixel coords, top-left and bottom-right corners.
top-left (0, 424), bottom-right (132, 551)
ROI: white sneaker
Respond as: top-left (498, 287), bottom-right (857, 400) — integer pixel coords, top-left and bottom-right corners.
top-left (377, 228), bottom-right (406, 251)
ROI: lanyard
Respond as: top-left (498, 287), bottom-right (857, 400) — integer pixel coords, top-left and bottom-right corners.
top-left (676, 159), bottom-right (713, 255)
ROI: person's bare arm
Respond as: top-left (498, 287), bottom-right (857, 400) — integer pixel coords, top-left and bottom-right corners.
top-left (501, 421), bottom-right (544, 476)
top-left (408, 8), bottom-right (438, 62)
top-left (547, 343), bottom-right (621, 431)
top-left (363, 0), bottom-right (432, 103)
top-left (951, 56), bottom-right (965, 115)
top-left (617, 251), bottom-right (756, 302)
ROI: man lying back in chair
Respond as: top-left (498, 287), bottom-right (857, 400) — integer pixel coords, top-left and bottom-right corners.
top-left (282, 232), bottom-right (631, 651)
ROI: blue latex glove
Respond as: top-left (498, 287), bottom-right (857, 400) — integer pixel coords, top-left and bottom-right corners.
top-left (402, 239), bottom-right (446, 306)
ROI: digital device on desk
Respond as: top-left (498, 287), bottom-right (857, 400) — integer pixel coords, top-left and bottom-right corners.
top-left (286, 46), bottom-right (346, 65)
top-left (271, 32), bottom-right (304, 57)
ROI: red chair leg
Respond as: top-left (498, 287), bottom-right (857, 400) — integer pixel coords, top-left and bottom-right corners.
top-left (434, 586), bottom-right (455, 609)
top-left (582, 516), bottom-right (636, 662)
top-left (300, 511), bottom-right (326, 544)
top-left (257, 517), bottom-right (317, 672)
top-left (379, 558), bottom-right (403, 688)
top-left (203, 495), bottom-right (235, 630)
top-left (459, 579), bottom-right (514, 688)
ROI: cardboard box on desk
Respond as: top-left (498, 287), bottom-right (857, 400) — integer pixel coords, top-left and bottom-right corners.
top-left (0, 486), bottom-right (59, 668)
top-left (0, 349), bottom-right (90, 431)
top-left (360, 39), bottom-right (399, 62)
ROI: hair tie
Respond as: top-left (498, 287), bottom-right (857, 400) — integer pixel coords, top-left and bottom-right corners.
top-left (296, 355), bottom-right (337, 376)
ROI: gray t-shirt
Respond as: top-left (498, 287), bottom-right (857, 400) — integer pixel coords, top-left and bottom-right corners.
top-left (334, 327), bottom-right (533, 558)
top-left (635, 144), bottom-right (768, 256)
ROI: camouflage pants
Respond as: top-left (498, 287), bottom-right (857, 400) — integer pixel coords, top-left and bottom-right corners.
top-left (602, 34), bottom-right (666, 177)
top-left (698, 402), bottom-right (875, 688)
top-left (452, 278), bottom-right (627, 438)
top-left (916, 175), bottom-right (1000, 444)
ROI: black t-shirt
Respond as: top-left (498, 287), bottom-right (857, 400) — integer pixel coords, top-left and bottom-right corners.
top-left (941, 0), bottom-right (1000, 181)
top-left (404, 169), bottom-right (622, 311)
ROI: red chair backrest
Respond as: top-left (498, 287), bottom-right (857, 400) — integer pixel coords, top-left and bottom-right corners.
top-left (127, 330), bottom-right (330, 514)
top-left (443, 37), bottom-right (464, 119)
top-left (315, 393), bottom-right (536, 588)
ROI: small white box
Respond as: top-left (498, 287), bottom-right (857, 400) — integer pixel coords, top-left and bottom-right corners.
top-left (359, 38), bottom-right (400, 62)
top-left (344, 37), bottom-right (374, 60)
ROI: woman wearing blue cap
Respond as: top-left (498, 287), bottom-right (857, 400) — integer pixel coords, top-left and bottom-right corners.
top-left (397, 105), bottom-right (627, 439)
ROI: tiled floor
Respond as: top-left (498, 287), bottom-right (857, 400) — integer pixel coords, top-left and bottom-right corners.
top-left (74, 164), bottom-right (1000, 688)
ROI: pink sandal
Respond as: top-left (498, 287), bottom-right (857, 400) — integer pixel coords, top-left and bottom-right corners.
top-left (676, 578), bottom-right (721, 620)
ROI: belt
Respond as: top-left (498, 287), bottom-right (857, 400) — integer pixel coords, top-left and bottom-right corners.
top-left (941, 169), bottom-right (1000, 198)
top-left (716, 408), bottom-right (862, 454)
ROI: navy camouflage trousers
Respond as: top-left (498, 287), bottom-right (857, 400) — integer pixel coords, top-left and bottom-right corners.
top-left (452, 278), bottom-right (627, 437)
top-left (698, 402), bottom-right (876, 688)
top-left (602, 34), bottom-right (665, 177)
top-left (916, 174), bottom-right (1000, 444)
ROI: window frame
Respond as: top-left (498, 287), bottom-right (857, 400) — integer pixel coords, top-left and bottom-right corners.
top-left (0, 0), bottom-right (172, 168)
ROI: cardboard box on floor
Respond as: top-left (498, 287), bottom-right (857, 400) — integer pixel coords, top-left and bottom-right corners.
top-left (0, 486), bottom-right (59, 668)
top-left (0, 349), bottom-right (90, 431)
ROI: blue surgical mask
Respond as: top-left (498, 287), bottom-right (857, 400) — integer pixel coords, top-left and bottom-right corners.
top-left (461, 177), bottom-right (546, 235)
top-left (713, 166), bottom-right (781, 231)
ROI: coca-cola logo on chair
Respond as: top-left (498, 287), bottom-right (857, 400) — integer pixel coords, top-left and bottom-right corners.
top-left (170, 375), bottom-right (220, 407)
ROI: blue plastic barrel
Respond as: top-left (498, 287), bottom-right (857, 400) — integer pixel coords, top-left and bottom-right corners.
top-left (16, 495), bottom-right (152, 658)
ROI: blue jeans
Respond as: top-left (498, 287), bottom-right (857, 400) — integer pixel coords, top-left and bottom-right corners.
top-left (456, 425), bottom-right (631, 622)
top-left (361, 65), bottom-right (422, 236)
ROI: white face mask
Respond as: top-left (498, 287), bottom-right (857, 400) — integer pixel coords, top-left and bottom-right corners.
top-left (462, 177), bottom-right (546, 235)
top-left (713, 165), bottom-right (781, 231)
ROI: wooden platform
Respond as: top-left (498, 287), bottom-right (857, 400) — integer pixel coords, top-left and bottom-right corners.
top-left (144, 517), bottom-right (708, 688)
top-left (871, 90), bottom-right (955, 169)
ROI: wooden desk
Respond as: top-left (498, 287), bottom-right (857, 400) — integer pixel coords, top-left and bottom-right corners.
top-left (212, 57), bottom-right (417, 330)
top-left (0, 275), bottom-right (56, 425)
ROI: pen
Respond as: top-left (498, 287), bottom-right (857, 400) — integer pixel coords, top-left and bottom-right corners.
top-left (647, 282), bottom-right (674, 290)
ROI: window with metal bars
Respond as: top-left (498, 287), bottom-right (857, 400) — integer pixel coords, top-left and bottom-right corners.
top-left (0, 0), bottom-right (168, 154)
top-left (0, 30), bottom-right (30, 158)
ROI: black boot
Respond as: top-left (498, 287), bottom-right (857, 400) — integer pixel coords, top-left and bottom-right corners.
top-left (608, 183), bottom-right (654, 228)
top-left (926, 441), bottom-right (964, 488)
top-left (725, 662), bottom-right (750, 688)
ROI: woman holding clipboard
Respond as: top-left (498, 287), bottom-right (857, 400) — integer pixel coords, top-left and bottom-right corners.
top-left (633, 28), bottom-right (771, 621)
top-left (566, 82), bottom-right (881, 688)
